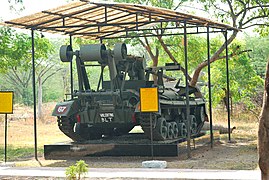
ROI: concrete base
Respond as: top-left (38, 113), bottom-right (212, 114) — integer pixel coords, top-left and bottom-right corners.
top-left (44, 133), bottom-right (206, 159)
top-left (44, 143), bottom-right (180, 159)
top-left (142, 160), bottom-right (167, 169)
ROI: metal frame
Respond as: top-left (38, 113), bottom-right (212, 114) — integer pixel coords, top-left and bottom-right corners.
top-left (3, 1), bottom-right (235, 159)
top-left (207, 26), bottom-right (213, 148)
top-left (31, 29), bottom-right (38, 160)
top-left (225, 31), bottom-right (231, 141)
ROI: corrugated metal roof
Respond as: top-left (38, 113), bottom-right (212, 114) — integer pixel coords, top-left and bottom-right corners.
top-left (3, 0), bottom-right (238, 39)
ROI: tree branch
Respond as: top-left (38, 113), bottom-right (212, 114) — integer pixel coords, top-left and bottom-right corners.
top-left (156, 35), bottom-right (191, 81)
top-left (242, 14), bottom-right (269, 27)
top-left (237, 1), bottom-right (248, 28)
top-left (11, 67), bottom-right (24, 86)
top-left (218, 49), bottom-right (252, 60)
top-left (138, 38), bottom-right (155, 61)
top-left (241, 23), bottom-right (269, 29)
top-left (255, 0), bottom-right (267, 15)
top-left (173, 1), bottom-right (182, 10)
top-left (226, 0), bottom-right (237, 27)
top-left (42, 68), bottom-right (63, 85)
top-left (190, 30), bottom-right (238, 87)
top-left (192, 49), bottom-right (251, 85)
top-left (236, 5), bottom-right (269, 17)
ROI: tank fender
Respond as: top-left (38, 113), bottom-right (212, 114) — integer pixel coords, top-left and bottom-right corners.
top-left (52, 100), bottom-right (79, 117)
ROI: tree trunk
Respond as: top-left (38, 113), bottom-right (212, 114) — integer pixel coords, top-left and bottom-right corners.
top-left (258, 58), bottom-right (269, 180)
top-left (138, 37), bottom-right (159, 82)
top-left (157, 36), bottom-right (192, 81)
top-left (37, 76), bottom-right (44, 123)
top-left (62, 69), bottom-right (69, 96)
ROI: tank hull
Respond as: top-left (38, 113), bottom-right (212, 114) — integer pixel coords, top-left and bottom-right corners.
top-left (52, 43), bottom-right (207, 142)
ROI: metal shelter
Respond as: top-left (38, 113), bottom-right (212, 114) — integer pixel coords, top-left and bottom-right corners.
top-left (3, 0), bottom-right (237, 160)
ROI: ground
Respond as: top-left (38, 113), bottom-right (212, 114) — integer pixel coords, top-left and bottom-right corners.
top-left (0, 103), bottom-right (260, 170)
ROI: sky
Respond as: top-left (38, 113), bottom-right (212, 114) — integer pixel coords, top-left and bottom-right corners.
top-left (0, 0), bottom-right (68, 21)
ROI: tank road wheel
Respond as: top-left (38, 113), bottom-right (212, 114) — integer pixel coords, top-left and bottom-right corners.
top-left (181, 112), bottom-right (186, 121)
top-left (190, 115), bottom-right (197, 134)
top-left (167, 123), bottom-right (174, 139)
top-left (156, 117), bottom-right (168, 140)
top-left (171, 122), bottom-right (179, 139)
top-left (178, 123), bottom-right (187, 138)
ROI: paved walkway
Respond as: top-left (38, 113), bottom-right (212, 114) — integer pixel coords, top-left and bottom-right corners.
top-left (0, 167), bottom-right (261, 179)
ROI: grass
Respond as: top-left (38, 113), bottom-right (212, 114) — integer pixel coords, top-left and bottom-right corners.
top-left (0, 146), bottom-right (43, 161)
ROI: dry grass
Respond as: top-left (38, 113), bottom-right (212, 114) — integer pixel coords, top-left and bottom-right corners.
top-left (0, 102), bottom-right (70, 148)
top-left (0, 103), bottom-right (260, 170)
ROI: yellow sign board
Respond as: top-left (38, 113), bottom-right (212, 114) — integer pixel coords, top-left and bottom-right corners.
top-left (0, 91), bottom-right (14, 114)
top-left (140, 87), bottom-right (159, 112)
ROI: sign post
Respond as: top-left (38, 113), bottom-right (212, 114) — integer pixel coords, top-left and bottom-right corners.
top-left (0, 91), bottom-right (14, 163)
top-left (140, 87), bottom-right (159, 159)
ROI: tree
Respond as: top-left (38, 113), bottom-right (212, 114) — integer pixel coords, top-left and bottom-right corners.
top-left (0, 27), bottom-right (52, 105)
top-left (113, 0), bottom-right (268, 107)
top-left (205, 42), bottom-right (263, 110)
top-left (187, 0), bottom-right (269, 87)
top-left (246, 36), bottom-right (269, 79)
top-left (36, 56), bottom-right (63, 122)
top-left (0, 27), bottom-right (62, 122)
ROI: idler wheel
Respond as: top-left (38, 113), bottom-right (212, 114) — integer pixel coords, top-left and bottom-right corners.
top-left (167, 122), bottom-right (174, 139)
top-left (171, 122), bottom-right (179, 138)
top-left (178, 122), bottom-right (187, 137)
top-left (156, 117), bottom-right (167, 140)
top-left (196, 106), bottom-right (205, 123)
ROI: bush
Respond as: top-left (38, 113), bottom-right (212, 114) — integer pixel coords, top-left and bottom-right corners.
top-left (65, 160), bottom-right (88, 180)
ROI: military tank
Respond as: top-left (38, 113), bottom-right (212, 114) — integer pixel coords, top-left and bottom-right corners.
top-left (52, 43), bottom-right (208, 141)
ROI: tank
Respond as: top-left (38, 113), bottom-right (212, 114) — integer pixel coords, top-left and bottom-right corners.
top-left (52, 43), bottom-right (208, 141)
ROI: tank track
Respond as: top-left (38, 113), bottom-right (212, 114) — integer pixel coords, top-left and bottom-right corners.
top-left (140, 113), bottom-right (169, 141)
top-left (57, 117), bottom-right (84, 142)
top-left (140, 110), bottom-right (204, 141)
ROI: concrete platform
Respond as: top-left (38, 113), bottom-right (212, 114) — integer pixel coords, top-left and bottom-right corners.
top-left (44, 143), bottom-right (180, 159)
top-left (44, 133), bottom-right (205, 159)
top-left (0, 167), bottom-right (261, 179)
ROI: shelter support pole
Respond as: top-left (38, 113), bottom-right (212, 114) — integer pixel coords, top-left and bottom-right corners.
top-left (184, 20), bottom-right (191, 158)
top-left (31, 29), bottom-right (38, 160)
top-left (225, 30), bottom-right (231, 141)
top-left (4, 113), bottom-right (7, 163)
top-left (69, 35), bottom-right (73, 98)
top-left (207, 26), bottom-right (214, 148)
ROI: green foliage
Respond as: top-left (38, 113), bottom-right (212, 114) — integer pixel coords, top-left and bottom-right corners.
top-left (0, 27), bottom-right (53, 73)
top-left (66, 165), bottom-right (77, 180)
top-left (246, 36), bottom-right (269, 78)
top-left (201, 40), bottom-right (263, 108)
top-left (65, 160), bottom-right (88, 180)
top-left (191, 0), bottom-right (269, 35)
top-left (0, 27), bottom-right (57, 105)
